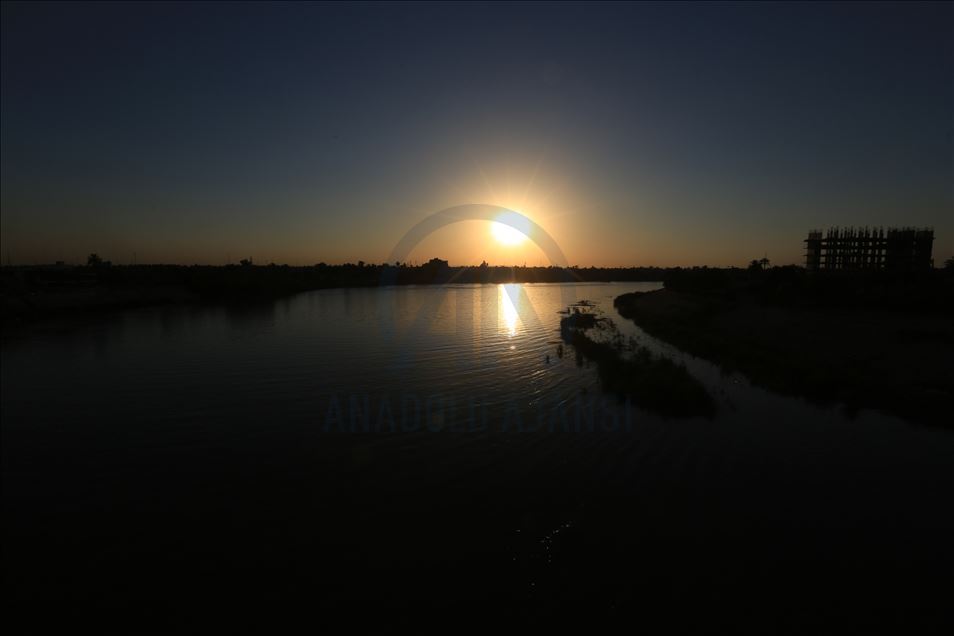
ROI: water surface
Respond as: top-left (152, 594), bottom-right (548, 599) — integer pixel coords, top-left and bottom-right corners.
top-left (3, 282), bottom-right (952, 625)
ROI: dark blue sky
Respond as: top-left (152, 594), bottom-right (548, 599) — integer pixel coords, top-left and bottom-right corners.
top-left (2, 1), bottom-right (951, 266)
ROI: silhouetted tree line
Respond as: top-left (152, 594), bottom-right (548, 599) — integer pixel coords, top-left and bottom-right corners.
top-left (4, 259), bottom-right (951, 314)
top-left (2, 259), bottom-right (672, 302)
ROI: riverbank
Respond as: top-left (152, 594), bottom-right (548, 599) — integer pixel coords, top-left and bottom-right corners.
top-left (559, 306), bottom-right (716, 418)
top-left (614, 289), bottom-right (954, 427)
top-left (1, 263), bottom-right (671, 335)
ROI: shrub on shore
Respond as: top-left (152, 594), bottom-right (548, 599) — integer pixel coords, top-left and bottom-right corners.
top-left (560, 307), bottom-right (716, 419)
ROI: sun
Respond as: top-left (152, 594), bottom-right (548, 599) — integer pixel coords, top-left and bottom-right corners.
top-left (490, 212), bottom-right (529, 247)
top-left (490, 220), bottom-right (528, 246)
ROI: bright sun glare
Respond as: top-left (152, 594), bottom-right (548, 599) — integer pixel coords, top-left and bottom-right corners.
top-left (491, 221), bottom-right (528, 246)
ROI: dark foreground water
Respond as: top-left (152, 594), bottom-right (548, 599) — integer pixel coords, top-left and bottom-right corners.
top-left (3, 283), bottom-right (953, 629)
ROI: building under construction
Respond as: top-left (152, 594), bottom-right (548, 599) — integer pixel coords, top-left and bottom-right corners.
top-left (804, 227), bottom-right (934, 272)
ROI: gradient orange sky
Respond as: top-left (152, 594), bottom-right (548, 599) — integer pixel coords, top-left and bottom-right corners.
top-left (2, 3), bottom-right (951, 267)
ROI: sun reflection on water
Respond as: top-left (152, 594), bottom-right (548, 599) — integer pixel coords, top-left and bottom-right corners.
top-left (499, 284), bottom-right (520, 338)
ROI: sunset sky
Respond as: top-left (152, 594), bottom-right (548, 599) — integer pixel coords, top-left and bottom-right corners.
top-left (2, 2), bottom-right (951, 267)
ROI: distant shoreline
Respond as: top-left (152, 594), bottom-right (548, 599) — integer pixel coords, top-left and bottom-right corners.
top-left (1, 262), bottom-right (669, 336)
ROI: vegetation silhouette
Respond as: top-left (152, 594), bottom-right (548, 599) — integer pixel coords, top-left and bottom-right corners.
top-left (614, 266), bottom-right (954, 426)
top-left (559, 304), bottom-right (716, 418)
top-left (1, 259), bottom-right (672, 328)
